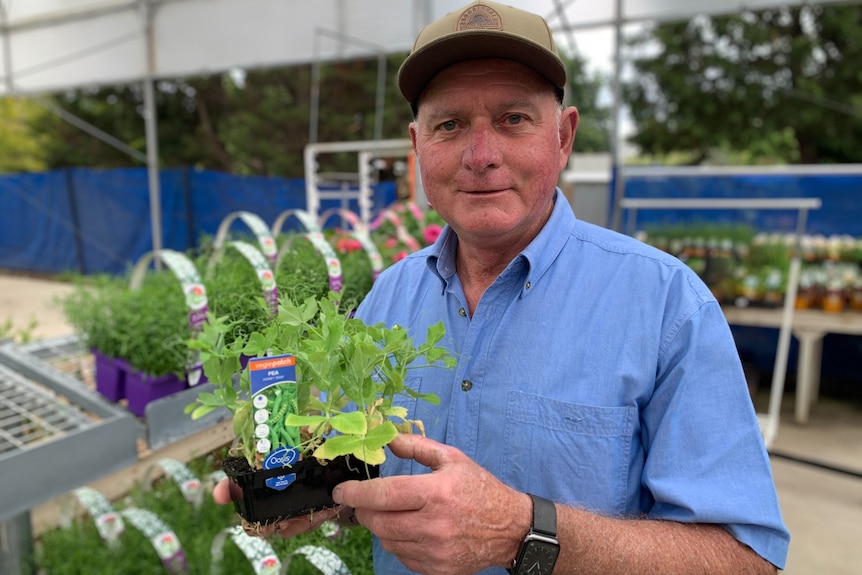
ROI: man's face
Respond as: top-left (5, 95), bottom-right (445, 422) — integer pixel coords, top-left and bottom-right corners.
top-left (409, 59), bottom-right (578, 253)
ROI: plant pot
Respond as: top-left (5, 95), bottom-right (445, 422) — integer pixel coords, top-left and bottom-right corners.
top-left (222, 454), bottom-right (379, 524)
top-left (91, 348), bottom-right (128, 402)
top-left (125, 369), bottom-right (188, 417)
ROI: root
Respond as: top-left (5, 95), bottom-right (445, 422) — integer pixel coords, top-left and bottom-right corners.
top-left (241, 518), bottom-right (265, 537)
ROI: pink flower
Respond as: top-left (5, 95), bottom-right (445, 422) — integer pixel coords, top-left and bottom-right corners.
top-left (384, 237), bottom-right (399, 249)
top-left (423, 224), bottom-right (443, 245)
top-left (335, 236), bottom-right (362, 253)
top-left (391, 250), bottom-right (409, 263)
top-left (408, 202), bottom-right (425, 222)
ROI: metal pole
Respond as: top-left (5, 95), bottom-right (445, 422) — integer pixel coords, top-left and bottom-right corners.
top-left (0, 10), bottom-right (37, 571)
top-left (0, 513), bottom-right (34, 575)
top-left (609, 0), bottom-right (625, 232)
top-left (310, 29), bottom-right (321, 144)
top-left (374, 52), bottom-right (386, 143)
top-left (1, 1), bottom-right (13, 93)
top-left (142, 0), bottom-right (163, 265)
top-left (762, 207), bottom-right (810, 448)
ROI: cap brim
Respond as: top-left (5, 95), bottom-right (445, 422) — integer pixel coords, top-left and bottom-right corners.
top-left (398, 31), bottom-right (567, 105)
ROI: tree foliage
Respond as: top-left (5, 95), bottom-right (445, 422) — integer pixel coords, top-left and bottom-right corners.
top-left (0, 97), bottom-right (49, 173)
top-left (623, 3), bottom-right (862, 165)
top-left (562, 52), bottom-right (612, 154)
top-left (18, 50), bottom-right (609, 177)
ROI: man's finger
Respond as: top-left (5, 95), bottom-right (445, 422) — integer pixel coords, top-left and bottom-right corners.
top-left (212, 478), bottom-right (232, 505)
top-left (387, 434), bottom-right (455, 470)
top-left (332, 436), bottom-right (458, 510)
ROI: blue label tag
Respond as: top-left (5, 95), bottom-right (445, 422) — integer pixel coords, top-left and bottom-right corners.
top-left (263, 446), bottom-right (299, 491)
top-left (248, 355), bottom-right (296, 396)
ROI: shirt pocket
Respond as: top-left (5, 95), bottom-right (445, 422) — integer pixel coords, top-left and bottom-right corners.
top-left (502, 391), bottom-right (636, 516)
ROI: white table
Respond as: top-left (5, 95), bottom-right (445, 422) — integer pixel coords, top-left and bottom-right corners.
top-left (723, 306), bottom-right (862, 424)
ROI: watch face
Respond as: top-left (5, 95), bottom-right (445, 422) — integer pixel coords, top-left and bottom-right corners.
top-left (517, 539), bottom-right (560, 575)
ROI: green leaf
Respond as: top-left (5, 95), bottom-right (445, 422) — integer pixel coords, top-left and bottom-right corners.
top-left (379, 405), bottom-right (408, 420)
top-left (313, 434), bottom-right (364, 460)
top-left (286, 413), bottom-right (328, 427)
top-left (301, 296), bottom-right (319, 322)
top-left (243, 331), bottom-right (268, 356)
top-left (426, 321), bottom-right (445, 346)
top-left (278, 301), bottom-right (306, 326)
top-left (363, 420), bottom-right (398, 451)
top-left (354, 446), bottom-right (386, 466)
top-left (189, 405), bottom-right (216, 420)
top-left (404, 388), bottom-right (440, 406)
top-left (233, 403), bottom-right (252, 438)
top-left (329, 411), bottom-right (368, 435)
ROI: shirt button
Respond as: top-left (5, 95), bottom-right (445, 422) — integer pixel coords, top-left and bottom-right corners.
top-left (461, 380), bottom-right (472, 391)
top-left (525, 281), bottom-right (532, 289)
top-left (459, 307), bottom-right (467, 316)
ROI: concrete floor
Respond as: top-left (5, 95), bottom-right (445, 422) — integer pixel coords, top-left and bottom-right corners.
top-left (1, 272), bottom-right (861, 573)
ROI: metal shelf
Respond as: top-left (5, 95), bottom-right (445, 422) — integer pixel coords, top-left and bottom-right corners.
top-left (0, 335), bottom-right (233, 522)
top-left (0, 347), bottom-right (138, 523)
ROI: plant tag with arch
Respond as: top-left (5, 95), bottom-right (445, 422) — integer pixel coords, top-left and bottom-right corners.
top-left (211, 526), bottom-right (281, 575)
top-left (351, 230), bottom-right (385, 280)
top-left (158, 458), bottom-right (204, 508)
top-left (130, 249), bottom-right (209, 386)
top-left (283, 545), bottom-right (353, 575)
top-left (121, 507), bottom-right (187, 574)
top-left (67, 487), bottom-right (125, 546)
top-left (228, 240), bottom-right (279, 314)
top-left (306, 232), bottom-right (344, 292)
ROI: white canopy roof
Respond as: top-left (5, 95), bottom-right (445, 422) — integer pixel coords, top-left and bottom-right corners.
top-left (0, 0), bottom-right (852, 95)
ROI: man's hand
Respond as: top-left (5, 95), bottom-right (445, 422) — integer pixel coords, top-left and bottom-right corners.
top-left (332, 434), bottom-right (532, 575)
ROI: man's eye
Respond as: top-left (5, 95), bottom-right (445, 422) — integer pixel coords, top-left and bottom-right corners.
top-left (440, 120), bottom-right (458, 131)
top-left (505, 114), bottom-right (525, 125)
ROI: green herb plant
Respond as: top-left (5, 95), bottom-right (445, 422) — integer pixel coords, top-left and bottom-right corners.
top-left (275, 235), bottom-right (337, 307)
top-left (201, 247), bottom-right (275, 347)
top-left (186, 293), bottom-right (455, 468)
top-left (60, 270), bottom-right (192, 378)
top-left (120, 270), bottom-right (192, 377)
top-left (0, 315), bottom-right (38, 344)
top-left (59, 274), bottom-right (128, 358)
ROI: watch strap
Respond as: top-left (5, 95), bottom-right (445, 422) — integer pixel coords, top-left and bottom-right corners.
top-left (529, 494), bottom-right (557, 538)
top-left (508, 494), bottom-right (559, 574)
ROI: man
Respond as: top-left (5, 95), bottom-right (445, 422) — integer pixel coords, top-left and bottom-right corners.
top-left (217, 2), bottom-right (789, 573)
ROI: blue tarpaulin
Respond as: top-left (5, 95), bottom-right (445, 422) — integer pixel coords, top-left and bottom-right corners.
top-left (0, 167), bottom-right (396, 275)
top-left (621, 169), bottom-right (862, 236)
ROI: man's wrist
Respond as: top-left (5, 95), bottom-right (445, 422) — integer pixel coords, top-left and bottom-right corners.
top-left (508, 494), bottom-right (560, 575)
top-left (506, 493), bottom-right (534, 568)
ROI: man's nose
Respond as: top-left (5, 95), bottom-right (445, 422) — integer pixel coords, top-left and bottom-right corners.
top-left (462, 124), bottom-right (501, 173)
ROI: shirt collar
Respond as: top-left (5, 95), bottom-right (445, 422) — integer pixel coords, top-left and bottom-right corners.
top-left (424, 189), bottom-right (577, 294)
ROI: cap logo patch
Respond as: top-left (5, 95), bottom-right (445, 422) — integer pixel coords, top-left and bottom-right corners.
top-left (457, 5), bottom-right (502, 31)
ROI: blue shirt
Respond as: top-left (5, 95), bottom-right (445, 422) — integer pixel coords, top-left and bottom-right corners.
top-left (355, 190), bottom-right (790, 574)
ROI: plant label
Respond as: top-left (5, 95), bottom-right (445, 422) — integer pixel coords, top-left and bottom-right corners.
top-left (249, 354), bottom-right (301, 490)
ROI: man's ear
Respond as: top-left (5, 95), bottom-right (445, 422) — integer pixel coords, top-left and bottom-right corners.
top-left (409, 121), bottom-right (419, 155)
top-left (559, 106), bottom-right (579, 168)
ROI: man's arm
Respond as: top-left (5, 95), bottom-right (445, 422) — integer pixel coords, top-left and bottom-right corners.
top-left (332, 434), bottom-right (778, 575)
top-left (556, 506), bottom-right (776, 575)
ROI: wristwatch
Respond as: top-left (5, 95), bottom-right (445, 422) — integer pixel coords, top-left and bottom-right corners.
top-left (509, 494), bottom-right (560, 575)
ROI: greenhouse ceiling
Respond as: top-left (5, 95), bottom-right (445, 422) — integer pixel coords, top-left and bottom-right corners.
top-left (0, 0), bottom-right (854, 96)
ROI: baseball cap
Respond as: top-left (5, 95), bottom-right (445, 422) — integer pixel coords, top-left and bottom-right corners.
top-left (397, 1), bottom-right (567, 106)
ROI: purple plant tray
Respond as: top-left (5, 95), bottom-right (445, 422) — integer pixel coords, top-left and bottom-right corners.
top-left (92, 348), bottom-right (128, 402)
top-left (125, 369), bottom-right (188, 417)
